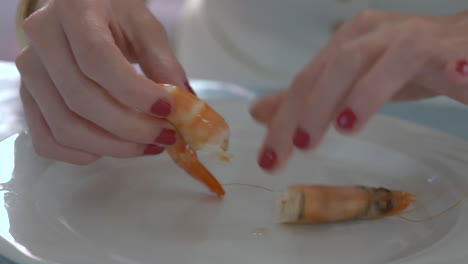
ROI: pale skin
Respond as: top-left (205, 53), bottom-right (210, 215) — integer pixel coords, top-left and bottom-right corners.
top-left (15, 1), bottom-right (468, 169)
top-left (16, 0), bottom-right (194, 164)
top-left (251, 10), bottom-right (468, 172)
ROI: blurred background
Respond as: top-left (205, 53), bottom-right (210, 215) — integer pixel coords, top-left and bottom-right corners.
top-left (1, 0), bottom-right (467, 89)
top-left (0, 0), bottom-right (186, 61)
top-left (0, 1), bottom-right (21, 61)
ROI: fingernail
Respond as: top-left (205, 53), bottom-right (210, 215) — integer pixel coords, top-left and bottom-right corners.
top-left (151, 99), bottom-right (171, 117)
top-left (155, 129), bottom-right (177, 145)
top-left (293, 128), bottom-right (311, 150)
top-left (258, 148), bottom-right (277, 170)
top-left (456, 60), bottom-right (468, 75)
top-left (184, 80), bottom-right (197, 96)
top-left (336, 108), bottom-right (357, 131)
top-left (144, 144), bottom-right (165, 155)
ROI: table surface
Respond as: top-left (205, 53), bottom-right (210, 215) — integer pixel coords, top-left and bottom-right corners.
top-left (1, 60), bottom-right (468, 264)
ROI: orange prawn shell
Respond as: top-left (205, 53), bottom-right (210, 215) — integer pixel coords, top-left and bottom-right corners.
top-left (288, 185), bottom-right (370, 224)
top-left (164, 84), bottom-right (230, 153)
top-left (160, 84), bottom-right (230, 196)
top-left (277, 185), bottom-right (416, 224)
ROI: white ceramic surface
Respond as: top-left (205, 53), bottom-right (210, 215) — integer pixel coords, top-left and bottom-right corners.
top-left (1, 99), bottom-right (468, 264)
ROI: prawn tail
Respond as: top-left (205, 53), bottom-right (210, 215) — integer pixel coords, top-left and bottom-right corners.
top-left (167, 141), bottom-right (225, 197)
top-left (365, 189), bottom-right (416, 220)
top-left (385, 191), bottom-right (417, 216)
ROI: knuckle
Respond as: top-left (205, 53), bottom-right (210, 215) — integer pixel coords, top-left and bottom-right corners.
top-left (61, 86), bottom-right (92, 117)
top-left (21, 11), bottom-right (48, 40)
top-left (21, 16), bottom-right (39, 36)
top-left (50, 124), bottom-right (76, 147)
top-left (401, 20), bottom-right (427, 39)
top-left (335, 43), bottom-right (363, 67)
top-left (31, 139), bottom-right (53, 159)
top-left (400, 19), bottom-right (437, 43)
top-left (15, 49), bottom-right (31, 74)
top-left (403, 18), bottom-right (429, 31)
top-left (78, 35), bottom-right (113, 77)
top-left (353, 9), bottom-right (381, 24)
top-left (394, 19), bottom-right (435, 55)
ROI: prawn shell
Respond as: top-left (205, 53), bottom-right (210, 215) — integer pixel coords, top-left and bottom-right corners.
top-left (275, 185), bottom-right (415, 224)
top-left (163, 84), bottom-right (230, 155)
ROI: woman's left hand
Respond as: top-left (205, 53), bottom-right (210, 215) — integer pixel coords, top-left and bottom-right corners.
top-left (250, 10), bottom-right (468, 172)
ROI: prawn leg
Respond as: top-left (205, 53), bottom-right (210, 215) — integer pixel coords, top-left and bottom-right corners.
top-left (166, 139), bottom-right (225, 197)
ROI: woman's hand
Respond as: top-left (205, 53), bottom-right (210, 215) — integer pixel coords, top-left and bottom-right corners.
top-left (16, 0), bottom-right (194, 165)
top-left (251, 10), bottom-right (468, 172)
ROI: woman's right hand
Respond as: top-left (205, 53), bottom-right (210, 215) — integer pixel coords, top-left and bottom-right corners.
top-left (15, 0), bottom-right (193, 165)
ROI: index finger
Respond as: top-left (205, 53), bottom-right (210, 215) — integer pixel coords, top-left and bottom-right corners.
top-left (58, 1), bottom-right (173, 117)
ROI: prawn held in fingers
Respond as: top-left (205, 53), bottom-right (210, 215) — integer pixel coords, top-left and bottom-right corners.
top-left (162, 84), bottom-right (231, 196)
top-left (276, 185), bottom-right (415, 224)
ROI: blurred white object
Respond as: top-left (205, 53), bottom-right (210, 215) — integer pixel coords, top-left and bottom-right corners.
top-left (0, 61), bottom-right (23, 141)
top-left (176, 0), bottom-right (468, 89)
top-left (0, 2), bottom-right (21, 61)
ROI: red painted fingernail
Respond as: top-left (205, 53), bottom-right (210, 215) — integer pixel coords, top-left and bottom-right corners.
top-left (456, 60), bottom-right (468, 75)
top-left (336, 108), bottom-right (357, 131)
top-left (155, 129), bottom-right (177, 145)
top-left (151, 99), bottom-right (171, 117)
top-left (184, 80), bottom-right (197, 96)
top-left (293, 128), bottom-right (311, 150)
top-left (144, 144), bottom-right (165, 155)
top-left (259, 148), bottom-right (277, 170)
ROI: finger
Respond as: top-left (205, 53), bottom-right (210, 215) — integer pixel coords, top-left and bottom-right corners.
top-left (296, 31), bottom-right (391, 148)
top-left (441, 46), bottom-right (468, 104)
top-left (446, 58), bottom-right (468, 82)
top-left (255, 10), bottom-right (394, 171)
top-left (282, 9), bottom-right (386, 96)
top-left (22, 12), bottom-right (177, 146)
top-left (334, 30), bottom-right (432, 133)
top-left (19, 85), bottom-right (100, 165)
top-left (257, 90), bottom-right (305, 172)
top-left (120, 3), bottom-right (194, 94)
top-left (251, 11), bottom-right (382, 131)
top-left (255, 39), bottom-right (336, 170)
top-left (254, 22), bottom-right (370, 171)
top-left (16, 48), bottom-right (166, 158)
top-left (249, 90), bottom-right (286, 124)
top-left (53, 0), bottom-right (174, 116)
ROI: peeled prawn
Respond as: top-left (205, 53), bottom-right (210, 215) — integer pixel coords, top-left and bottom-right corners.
top-left (276, 185), bottom-right (415, 224)
top-left (162, 84), bottom-right (231, 196)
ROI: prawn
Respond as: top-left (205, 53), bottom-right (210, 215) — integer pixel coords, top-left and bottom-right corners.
top-left (162, 84), bottom-right (231, 197)
top-left (275, 185), bottom-right (416, 224)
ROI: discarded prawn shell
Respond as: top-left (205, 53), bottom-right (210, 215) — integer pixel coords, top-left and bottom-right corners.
top-left (275, 185), bottom-right (416, 224)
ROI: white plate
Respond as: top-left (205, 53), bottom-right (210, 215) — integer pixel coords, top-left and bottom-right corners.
top-left (1, 99), bottom-right (468, 264)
